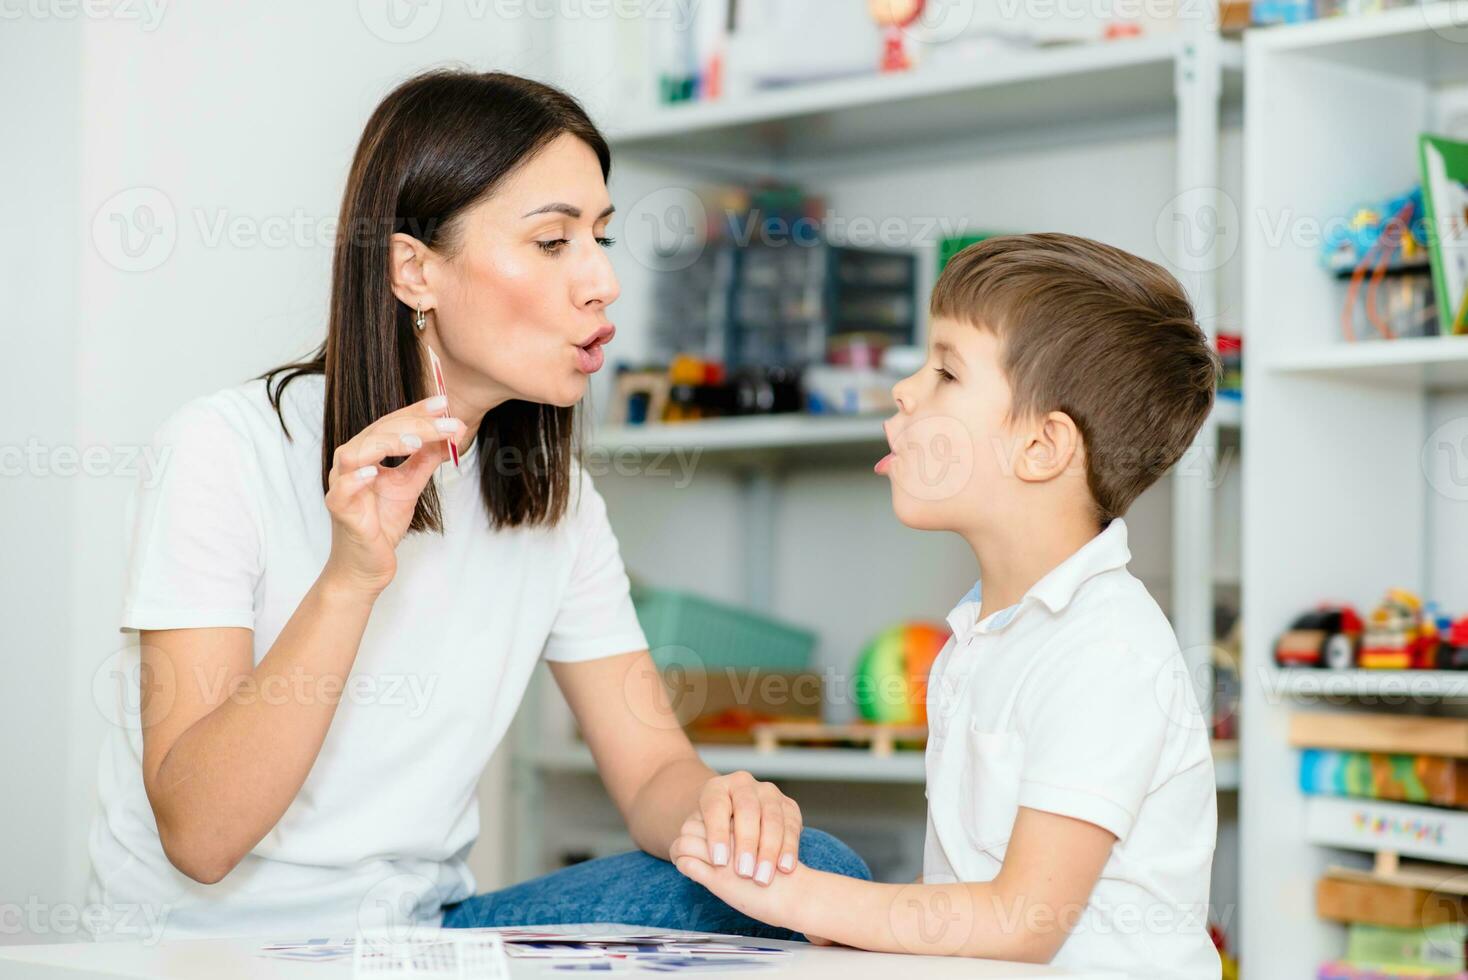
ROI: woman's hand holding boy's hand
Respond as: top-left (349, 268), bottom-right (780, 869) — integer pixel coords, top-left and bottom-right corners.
top-left (686, 771), bottom-right (802, 885)
top-left (671, 812), bottom-right (812, 936)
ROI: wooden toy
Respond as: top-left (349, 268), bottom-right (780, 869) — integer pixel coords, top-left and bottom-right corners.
top-left (1275, 605), bottom-right (1363, 669)
top-left (1317, 874), bottom-right (1467, 929)
top-left (750, 721), bottom-right (927, 757)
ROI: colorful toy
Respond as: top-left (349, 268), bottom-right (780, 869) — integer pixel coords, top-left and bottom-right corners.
top-left (868, 0), bottom-right (924, 73)
top-left (1275, 605), bottom-right (1363, 669)
top-left (1360, 589), bottom-right (1435, 670)
top-left (1440, 617), bottom-right (1468, 670)
top-left (853, 621), bottom-right (949, 725)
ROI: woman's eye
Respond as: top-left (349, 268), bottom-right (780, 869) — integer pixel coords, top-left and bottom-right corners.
top-left (597, 236), bottom-right (616, 248)
top-left (536, 238), bottom-right (569, 255)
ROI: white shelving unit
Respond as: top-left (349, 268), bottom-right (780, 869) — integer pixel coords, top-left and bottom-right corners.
top-left (1241, 5), bottom-right (1468, 974)
top-left (530, 739), bottom-right (1241, 790)
top-left (513, 26), bottom-right (1246, 888)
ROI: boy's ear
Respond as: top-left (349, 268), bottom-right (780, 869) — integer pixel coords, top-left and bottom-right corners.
top-left (1016, 410), bottom-right (1083, 484)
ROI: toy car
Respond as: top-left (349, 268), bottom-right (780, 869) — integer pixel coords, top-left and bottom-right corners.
top-left (1275, 606), bottom-right (1363, 669)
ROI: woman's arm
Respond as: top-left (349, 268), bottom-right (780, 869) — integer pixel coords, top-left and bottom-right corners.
top-left (140, 575), bottom-right (377, 883)
top-left (140, 397), bottom-right (466, 884)
top-left (551, 650), bottom-right (804, 882)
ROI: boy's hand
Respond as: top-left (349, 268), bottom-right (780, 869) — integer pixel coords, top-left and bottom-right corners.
top-left (671, 814), bottom-right (811, 934)
top-left (683, 771), bottom-right (802, 884)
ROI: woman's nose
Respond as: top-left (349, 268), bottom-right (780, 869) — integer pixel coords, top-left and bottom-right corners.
top-left (575, 241), bottom-right (620, 310)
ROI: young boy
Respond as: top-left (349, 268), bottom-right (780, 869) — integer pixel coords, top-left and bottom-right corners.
top-left (673, 233), bottom-right (1221, 979)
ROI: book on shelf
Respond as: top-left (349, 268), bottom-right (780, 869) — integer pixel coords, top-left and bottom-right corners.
top-left (1346, 921), bottom-right (1467, 974)
top-left (1419, 134), bottom-right (1468, 336)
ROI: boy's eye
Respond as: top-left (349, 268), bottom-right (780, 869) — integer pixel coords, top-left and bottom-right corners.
top-left (934, 367), bottom-right (956, 383)
top-left (536, 238), bottom-right (569, 255)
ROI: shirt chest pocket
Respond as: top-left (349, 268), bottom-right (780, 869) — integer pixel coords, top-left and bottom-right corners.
top-left (958, 725), bottom-right (1025, 856)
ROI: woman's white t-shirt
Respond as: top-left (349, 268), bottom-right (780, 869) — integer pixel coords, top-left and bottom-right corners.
top-left (86, 373), bottom-right (648, 942)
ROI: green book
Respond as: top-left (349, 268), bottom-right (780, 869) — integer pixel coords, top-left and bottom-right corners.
top-left (1345, 921), bottom-right (1467, 973)
top-left (1418, 134), bottom-right (1468, 336)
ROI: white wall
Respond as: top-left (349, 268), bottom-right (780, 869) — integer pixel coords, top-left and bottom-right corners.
top-left (1, 12), bottom-right (83, 944)
top-left (5, 2), bottom-right (576, 941)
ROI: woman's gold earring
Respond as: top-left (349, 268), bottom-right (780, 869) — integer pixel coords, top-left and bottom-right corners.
top-left (415, 302), bottom-right (427, 332)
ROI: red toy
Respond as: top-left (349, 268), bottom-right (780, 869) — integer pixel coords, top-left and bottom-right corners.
top-left (1275, 605), bottom-right (1363, 669)
top-left (869, 0), bottom-right (924, 73)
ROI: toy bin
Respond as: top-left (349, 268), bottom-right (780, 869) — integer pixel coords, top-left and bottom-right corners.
top-left (630, 585), bottom-right (816, 672)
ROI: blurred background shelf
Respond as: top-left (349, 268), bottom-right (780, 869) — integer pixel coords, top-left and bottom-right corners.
top-left (1268, 336), bottom-right (1468, 388)
top-left (1271, 670), bottom-right (1468, 701)
top-left (608, 35), bottom-right (1243, 171)
top-left (590, 400), bottom-right (1242, 458)
top-left (530, 739), bottom-right (1241, 791)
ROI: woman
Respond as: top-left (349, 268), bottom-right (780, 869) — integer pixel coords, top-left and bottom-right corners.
top-left (86, 69), bottom-right (868, 943)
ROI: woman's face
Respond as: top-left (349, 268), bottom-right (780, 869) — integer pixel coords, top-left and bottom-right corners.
top-left (405, 132), bottom-right (620, 411)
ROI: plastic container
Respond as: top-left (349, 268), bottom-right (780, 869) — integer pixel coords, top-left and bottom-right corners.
top-left (631, 585), bottom-right (816, 672)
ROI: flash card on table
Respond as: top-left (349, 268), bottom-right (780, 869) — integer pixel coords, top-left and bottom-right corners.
top-left (425, 343), bottom-right (460, 470)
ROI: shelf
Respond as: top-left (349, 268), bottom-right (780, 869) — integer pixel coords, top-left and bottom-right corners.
top-left (591, 414), bottom-right (884, 455)
top-left (1249, 1), bottom-right (1468, 86)
top-left (530, 740), bottom-right (1241, 791)
top-left (591, 401), bottom-right (1242, 459)
top-left (607, 34), bottom-right (1243, 166)
top-left (1267, 336), bottom-right (1468, 388)
top-left (1271, 669), bottom-right (1468, 701)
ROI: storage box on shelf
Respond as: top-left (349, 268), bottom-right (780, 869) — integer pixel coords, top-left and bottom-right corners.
top-left (1242, 5), bottom-right (1468, 974)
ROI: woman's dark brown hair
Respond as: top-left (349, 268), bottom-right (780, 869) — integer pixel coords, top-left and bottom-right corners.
top-left (261, 68), bottom-right (611, 532)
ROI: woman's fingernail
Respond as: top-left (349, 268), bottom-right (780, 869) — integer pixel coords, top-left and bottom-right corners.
top-left (433, 418), bottom-right (461, 432)
top-left (779, 854), bottom-right (794, 872)
top-left (400, 434), bottom-right (423, 450)
top-left (712, 843), bottom-right (729, 867)
top-left (755, 861), bottom-right (773, 885)
top-left (425, 395), bottom-right (447, 411)
top-left (355, 465), bottom-right (377, 482)
top-left (737, 853), bottom-right (754, 877)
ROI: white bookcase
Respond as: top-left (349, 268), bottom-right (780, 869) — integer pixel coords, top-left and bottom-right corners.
top-left (512, 21), bottom-right (1245, 879)
top-left (1241, 5), bottom-right (1468, 974)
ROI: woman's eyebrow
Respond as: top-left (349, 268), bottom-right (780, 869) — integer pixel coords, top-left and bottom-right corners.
top-left (522, 203), bottom-right (616, 220)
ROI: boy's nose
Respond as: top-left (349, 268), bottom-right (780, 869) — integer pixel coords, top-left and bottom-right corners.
top-left (891, 374), bottom-right (913, 413)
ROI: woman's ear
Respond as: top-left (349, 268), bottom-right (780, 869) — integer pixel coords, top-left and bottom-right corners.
top-left (1016, 410), bottom-right (1082, 484)
top-left (388, 232), bottom-right (436, 311)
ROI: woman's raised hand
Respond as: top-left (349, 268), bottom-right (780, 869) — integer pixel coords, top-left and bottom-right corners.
top-left (322, 395), bottom-right (467, 596)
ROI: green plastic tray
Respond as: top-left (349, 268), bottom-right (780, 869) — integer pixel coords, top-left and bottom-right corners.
top-left (631, 585), bottom-right (815, 672)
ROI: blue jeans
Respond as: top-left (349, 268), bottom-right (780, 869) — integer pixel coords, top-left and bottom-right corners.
top-left (441, 827), bottom-right (871, 941)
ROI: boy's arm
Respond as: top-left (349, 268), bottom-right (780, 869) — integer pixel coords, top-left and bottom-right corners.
top-left (673, 806), bottom-right (1115, 962)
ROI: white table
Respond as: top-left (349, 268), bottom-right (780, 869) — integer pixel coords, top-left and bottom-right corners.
top-left (0, 926), bottom-right (1124, 979)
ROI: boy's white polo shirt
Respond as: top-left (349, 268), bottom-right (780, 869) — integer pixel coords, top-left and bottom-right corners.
top-left (923, 519), bottom-right (1220, 980)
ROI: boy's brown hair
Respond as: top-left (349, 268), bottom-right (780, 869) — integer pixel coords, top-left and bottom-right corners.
top-left (931, 233), bottom-right (1219, 526)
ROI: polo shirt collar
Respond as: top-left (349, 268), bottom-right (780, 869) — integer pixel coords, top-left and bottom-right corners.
top-left (944, 518), bottom-right (1132, 639)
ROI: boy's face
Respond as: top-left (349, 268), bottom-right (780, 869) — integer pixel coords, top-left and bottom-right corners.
top-left (878, 316), bottom-right (1019, 532)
